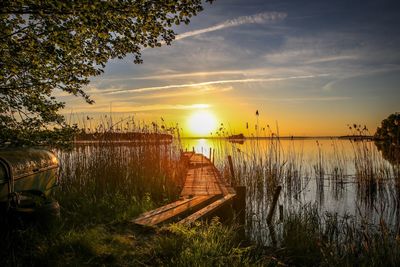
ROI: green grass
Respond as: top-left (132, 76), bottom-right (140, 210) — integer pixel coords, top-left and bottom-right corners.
top-left (1, 218), bottom-right (259, 266)
top-left (2, 192), bottom-right (400, 266)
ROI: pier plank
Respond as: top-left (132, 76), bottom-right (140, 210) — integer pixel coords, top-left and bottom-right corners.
top-left (178, 194), bottom-right (236, 225)
top-left (133, 153), bottom-right (237, 227)
top-left (134, 195), bottom-right (215, 227)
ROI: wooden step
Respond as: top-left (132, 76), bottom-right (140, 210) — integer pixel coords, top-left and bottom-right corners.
top-left (178, 194), bottom-right (236, 225)
top-left (133, 195), bottom-right (220, 227)
top-left (132, 198), bottom-right (193, 222)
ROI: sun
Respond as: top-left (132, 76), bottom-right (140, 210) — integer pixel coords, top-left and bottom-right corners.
top-left (188, 110), bottom-right (217, 136)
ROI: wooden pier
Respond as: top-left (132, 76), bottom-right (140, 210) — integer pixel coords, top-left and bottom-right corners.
top-left (133, 152), bottom-right (238, 227)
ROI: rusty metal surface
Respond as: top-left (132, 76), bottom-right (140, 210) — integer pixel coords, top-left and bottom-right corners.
top-left (0, 148), bottom-right (58, 181)
top-left (0, 162), bottom-right (6, 184)
top-left (0, 148), bottom-right (59, 201)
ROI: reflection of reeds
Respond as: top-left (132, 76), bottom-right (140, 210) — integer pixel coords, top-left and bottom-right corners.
top-left (314, 140), bottom-right (325, 205)
top-left (351, 138), bottom-right (393, 206)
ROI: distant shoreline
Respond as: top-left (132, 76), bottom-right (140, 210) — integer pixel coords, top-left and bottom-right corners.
top-left (181, 135), bottom-right (374, 140)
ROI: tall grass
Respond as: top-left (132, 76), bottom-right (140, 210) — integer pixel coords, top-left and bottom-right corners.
top-left (57, 141), bottom-right (185, 226)
top-left (276, 204), bottom-right (400, 266)
top-left (204, 126), bottom-right (400, 247)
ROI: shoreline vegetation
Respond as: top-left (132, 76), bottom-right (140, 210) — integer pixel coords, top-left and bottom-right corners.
top-left (187, 135), bottom-right (375, 141)
top-left (184, 135), bottom-right (375, 140)
top-left (73, 129), bottom-right (375, 141)
top-left (1, 115), bottom-right (399, 266)
top-left (74, 132), bottom-right (173, 145)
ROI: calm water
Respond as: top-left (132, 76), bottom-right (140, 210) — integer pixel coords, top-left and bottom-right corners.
top-left (181, 138), bottom-right (399, 245)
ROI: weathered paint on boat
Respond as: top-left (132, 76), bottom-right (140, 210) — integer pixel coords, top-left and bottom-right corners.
top-left (0, 148), bottom-right (59, 202)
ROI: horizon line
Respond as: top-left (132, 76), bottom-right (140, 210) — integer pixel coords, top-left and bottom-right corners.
top-left (180, 135), bottom-right (373, 139)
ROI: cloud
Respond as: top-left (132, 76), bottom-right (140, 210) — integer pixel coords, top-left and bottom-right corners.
top-left (322, 66), bottom-right (400, 91)
top-left (92, 68), bottom-right (288, 82)
top-left (61, 103), bottom-right (211, 113)
top-left (267, 96), bottom-right (351, 102)
top-left (175, 12), bottom-right (287, 41)
top-left (108, 103), bottom-right (211, 112)
top-left (128, 86), bottom-right (233, 99)
top-left (243, 96), bottom-right (351, 103)
top-left (101, 74), bottom-right (328, 95)
top-left (98, 70), bottom-right (246, 81)
top-left (305, 55), bottom-right (359, 64)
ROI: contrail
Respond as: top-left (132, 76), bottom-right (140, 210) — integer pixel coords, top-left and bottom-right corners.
top-left (103, 74), bottom-right (329, 95)
top-left (175, 11), bottom-right (287, 40)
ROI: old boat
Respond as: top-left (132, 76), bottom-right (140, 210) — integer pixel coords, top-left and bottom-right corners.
top-left (0, 148), bottom-right (59, 205)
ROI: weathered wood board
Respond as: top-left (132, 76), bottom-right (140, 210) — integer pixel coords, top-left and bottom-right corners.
top-left (133, 195), bottom-right (215, 227)
top-left (132, 153), bottom-right (237, 227)
top-left (178, 194), bottom-right (236, 225)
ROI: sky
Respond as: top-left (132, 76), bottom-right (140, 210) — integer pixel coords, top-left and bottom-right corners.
top-left (60, 0), bottom-right (400, 137)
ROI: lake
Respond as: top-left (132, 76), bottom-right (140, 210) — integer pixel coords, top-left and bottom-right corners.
top-left (181, 137), bottom-right (399, 245)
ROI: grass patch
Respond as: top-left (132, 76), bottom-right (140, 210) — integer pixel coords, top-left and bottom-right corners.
top-left (151, 219), bottom-right (254, 266)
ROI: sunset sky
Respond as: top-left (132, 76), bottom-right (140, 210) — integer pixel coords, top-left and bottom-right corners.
top-left (60, 0), bottom-right (400, 137)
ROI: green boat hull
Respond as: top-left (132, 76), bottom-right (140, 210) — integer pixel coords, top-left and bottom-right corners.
top-left (0, 148), bottom-right (59, 202)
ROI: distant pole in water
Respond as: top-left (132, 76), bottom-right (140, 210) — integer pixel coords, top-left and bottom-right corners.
top-left (209, 147), bottom-right (212, 160)
top-left (256, 110), bottom-right (259, 138)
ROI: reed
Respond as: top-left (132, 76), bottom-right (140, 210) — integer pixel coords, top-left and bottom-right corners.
top-left (2, 117), bottom-right (399, 266)
top-left (56, 137), bottom-right (186, 227)
top-left (276, 204), bottom-right (400, 266)
top-left (205, 124), bottom-right (399, 248)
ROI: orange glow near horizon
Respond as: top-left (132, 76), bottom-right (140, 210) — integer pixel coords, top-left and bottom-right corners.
top-left (61, 90), bottom-right (387, 137)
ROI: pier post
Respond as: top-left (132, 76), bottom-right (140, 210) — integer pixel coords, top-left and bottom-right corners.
top-left (234, 185), bottom-right (246, 239)
top-left (227, 155), bottom-right (235, 186)
top-left (267, 185), bottom-right (282, 225)
top-left (209, 148), bottom-right (212, 161)
top-left (267, 186), bottom-right (281, 247)
top-left (234, 186), bottom-right (246, 225)
top-left (279, 204), bottom-right (283, 221)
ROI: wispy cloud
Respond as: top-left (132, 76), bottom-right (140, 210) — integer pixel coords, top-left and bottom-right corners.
top-left (266, 96), bottom-right (351, 102)
top-left (306, 55), bottom-right (359, 64)
top-left (93, 68), bottom-right (285, 82)
top-left (98, 70), bottom-right (246, 81)
top-left (61, 103), bottom-right (211, 113)
top-left (102, 74), bottom-right (328, 95)
top-left (107, 103), bottom-right (211, 112)
top-left (175, 12), bottom-right (287, 41)
top-left (322, 66), bottom-right (400, 91)
top-left (243, 96), bottom-right (351, 103)
top-left (128, 86), bottom-right (233, 99)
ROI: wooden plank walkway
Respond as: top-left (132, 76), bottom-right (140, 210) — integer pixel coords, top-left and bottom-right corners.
top-left (133, 152), bottom-right (236, 227)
